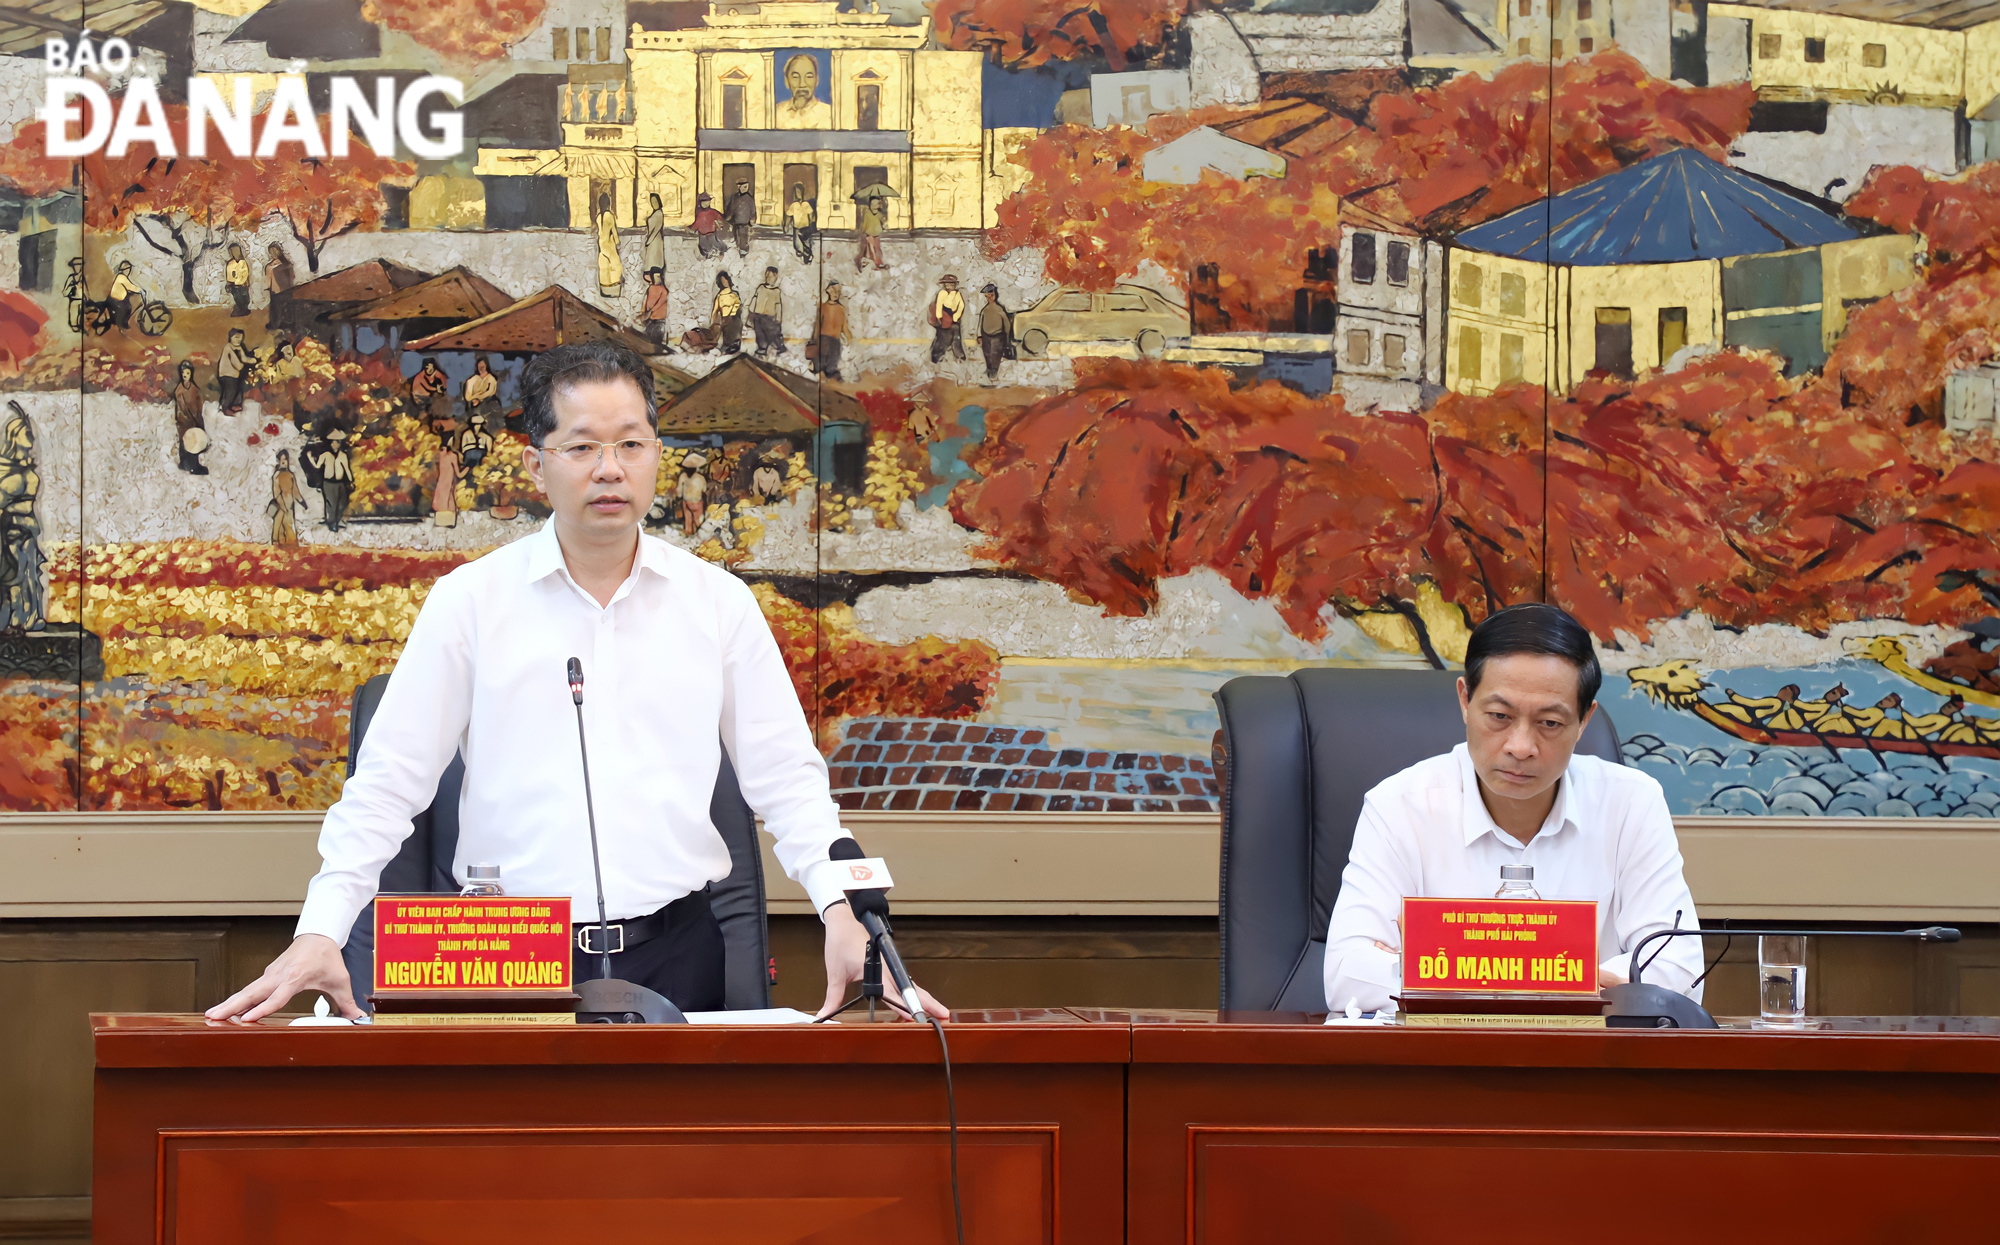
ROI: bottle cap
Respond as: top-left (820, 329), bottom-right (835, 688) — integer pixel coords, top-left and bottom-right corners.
top-left (465, 862), bottom-right (502, 881)
top-left (1499, 864), bottom-right (1534, 881)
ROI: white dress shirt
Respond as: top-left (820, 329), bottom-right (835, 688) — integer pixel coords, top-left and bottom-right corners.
top-left (295, 522), bottom-right (853, 945)
top-left (1324, 744), bottom-right (1704, 1012)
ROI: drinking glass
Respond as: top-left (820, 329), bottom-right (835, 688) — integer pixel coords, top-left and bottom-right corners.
top-left (1758, 934), bottom-right (1809, 1026)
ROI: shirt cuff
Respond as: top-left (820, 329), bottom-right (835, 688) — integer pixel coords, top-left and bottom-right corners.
top-left (800, 858), bottom-right (851, 920)
top-left (295, 885), bottom-right (364, 949)
top-left (1599, 954), bottom-right (1629, 987)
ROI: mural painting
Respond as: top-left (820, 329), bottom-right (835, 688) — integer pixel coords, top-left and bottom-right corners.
top-left (6, 0), bottom-right (2000, 819)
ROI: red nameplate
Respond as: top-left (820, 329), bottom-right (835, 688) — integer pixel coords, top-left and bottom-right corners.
top-left (374, 896), bottom-right (572, 994)
top-left (1401, 897), bottom-right (1599, 995)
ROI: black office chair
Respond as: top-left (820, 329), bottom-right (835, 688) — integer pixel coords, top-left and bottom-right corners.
top-left (338, 672), bottom-right (771, 1012)
top-left (1211, 667), bottom-right (1621, 1012)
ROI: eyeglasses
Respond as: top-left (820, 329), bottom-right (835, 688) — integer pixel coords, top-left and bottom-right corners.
top-left (542, 438), bottom-right (660, 467)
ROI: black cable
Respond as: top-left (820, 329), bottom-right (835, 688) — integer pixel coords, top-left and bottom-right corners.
top-left (1635, 909), bottom-right (1683, 978)
top-left (930, 1014), bottom-right (966, 1245)
top-left (813, 980), bottom-right (962, 1244)
top-left (1689, 920), bottom-right (1734, 992)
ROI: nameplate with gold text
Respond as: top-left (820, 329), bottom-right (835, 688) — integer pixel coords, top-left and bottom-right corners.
top-left (1401, 897), bottom-right (1599, 995)
top-left (373, 896), bottom-right (572, 993)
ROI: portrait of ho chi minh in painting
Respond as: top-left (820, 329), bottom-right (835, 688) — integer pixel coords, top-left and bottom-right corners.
top-left (774, 53), bottom-right (833, 129)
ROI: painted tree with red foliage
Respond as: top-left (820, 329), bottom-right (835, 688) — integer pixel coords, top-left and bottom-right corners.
top-left (988, 55), bottom-right (1751, 327)
top-left (230, 129), bottom-right (415, 274)
top-left (0, 103), bottom-right (412, 295)
top-left (0, 107), bottom-right (260, 303)
top-left (932, 0), bottom-right (1186, 69)
top-left (0, 292), bottom-right (49, 378)
top-left (363, 0), bottom-right (548, 63)
top-left (953, 359), bottom-right (1439, 641)
top-left (1421, 157), bottom-right (2000, 643)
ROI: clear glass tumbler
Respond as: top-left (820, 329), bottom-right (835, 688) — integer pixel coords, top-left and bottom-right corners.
top-left (1758, 934), bottom-right (1809, 1026)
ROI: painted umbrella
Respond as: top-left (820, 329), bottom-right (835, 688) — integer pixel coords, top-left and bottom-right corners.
top-left (851, 183), bottom-right (900, 201)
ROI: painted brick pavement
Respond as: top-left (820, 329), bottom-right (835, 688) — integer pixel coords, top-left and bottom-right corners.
top-left (827, 718), bottom-right (1219, 813)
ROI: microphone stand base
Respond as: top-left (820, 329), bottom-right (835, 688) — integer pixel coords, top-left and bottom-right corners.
top-left (577, 977), bottom-right (687, 1024)
top-left (1602, 982), bottom-right (1718, 1029)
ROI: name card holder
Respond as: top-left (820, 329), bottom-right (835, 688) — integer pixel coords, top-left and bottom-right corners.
top-left (371, 895), bottom-right (579, 1025)
top-left (1397, 897), bottom-right (1605, 1027)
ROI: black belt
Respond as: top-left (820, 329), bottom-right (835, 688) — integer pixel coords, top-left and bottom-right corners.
top-left (573, 888), bottom-right (707, 956)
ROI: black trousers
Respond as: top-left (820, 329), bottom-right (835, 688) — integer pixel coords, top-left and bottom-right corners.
top-left (751, 312), bottom-right (785, 355)
top-left (930, 323), bottom-right (965, 362)
top-left (571, 888), bottom-right (726, 1012)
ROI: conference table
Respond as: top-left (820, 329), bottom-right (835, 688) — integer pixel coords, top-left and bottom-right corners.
top-left (93, 1010), bottom-right (1998, 1242)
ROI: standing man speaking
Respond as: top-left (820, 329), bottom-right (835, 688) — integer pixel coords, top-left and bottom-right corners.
top-left (210, 342), bottom-right (948, 1023)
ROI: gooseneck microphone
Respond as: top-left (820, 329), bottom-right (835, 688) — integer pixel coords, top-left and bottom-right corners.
top-left (1629, 923), bottom-right (1962, 989)
top-left (568, 658), bottom-right (685, 1024)
top-left (569, 657), bottom-right (614, 983)
top-left (1605, 922), bottom-right (1961, 1029)
top-left (828, 836), bottom-right (928, 1022)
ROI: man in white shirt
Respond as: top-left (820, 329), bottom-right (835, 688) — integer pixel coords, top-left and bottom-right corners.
top-left (1324, 603), bottom-right (1704, 1014)
top-left (210, 342), bottom-right (948, 1023)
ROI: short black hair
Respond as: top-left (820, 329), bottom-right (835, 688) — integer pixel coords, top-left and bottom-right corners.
top-left (1463, 602), bottom-right (1601, 715)
top-left (519, 341), bottom-right (656, 448)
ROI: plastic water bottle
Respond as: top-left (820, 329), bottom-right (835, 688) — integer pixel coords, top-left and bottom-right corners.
top-left (1495, 863), bottom-right (1540, 900)
top-left (460, 863), bottom-right (504, 897)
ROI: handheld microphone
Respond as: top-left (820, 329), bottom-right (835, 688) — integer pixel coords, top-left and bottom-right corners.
top-left (828, 836), bottom-right (928, 1022)
top-left (567, 657), bottom-right (685, 1025)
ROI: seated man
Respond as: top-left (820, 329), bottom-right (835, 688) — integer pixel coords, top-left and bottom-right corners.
top-left (1325, 603), bottom-right (1703, 1013)
top-left (209, 342), bottom-right (947, 1024)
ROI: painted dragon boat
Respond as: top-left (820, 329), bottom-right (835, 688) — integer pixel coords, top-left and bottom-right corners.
top-left (1625, 657), bottom-right (2000, 760)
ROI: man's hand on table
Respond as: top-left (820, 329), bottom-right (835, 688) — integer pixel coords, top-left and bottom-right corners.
top-left (205, 933), bottom-right (361, 1023)
top-left (817, 901), bottom-right (950, 1022)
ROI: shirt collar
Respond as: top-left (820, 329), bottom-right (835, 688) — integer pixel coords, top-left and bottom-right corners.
top-left (524, 520), bottom-right (675, 596)
top-left (1454, 742), bottom-right (1577, 849)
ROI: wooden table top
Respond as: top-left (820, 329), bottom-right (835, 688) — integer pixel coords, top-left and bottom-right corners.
top-left (93, 1010), bottom-right (2000, 1074)
top-left (91, 1008), bottom-right (1128, 1068)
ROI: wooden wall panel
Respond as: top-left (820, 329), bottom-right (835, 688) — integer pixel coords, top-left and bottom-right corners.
top-left (161, 1127), bottom-right (1054, 1244)
top-left (1188, 1128), bottom-right (1997, 1241)
top-left (0, 926), bottom-right (229, 1242)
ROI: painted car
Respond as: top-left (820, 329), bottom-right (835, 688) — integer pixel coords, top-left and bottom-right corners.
top-left (1011, 283), bottom-right (1190, 358)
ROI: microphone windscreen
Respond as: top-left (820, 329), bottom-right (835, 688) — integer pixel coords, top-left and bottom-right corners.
top-left (567, 657), bottom-right (584, 686)
top-left (825, 837), bottom-right (890, 919)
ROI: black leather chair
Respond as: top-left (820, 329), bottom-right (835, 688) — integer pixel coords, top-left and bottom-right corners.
top-left (338, 672), bottom-right (771, 1012)
top-left (1212, 667), bottom-right (1621, 1012)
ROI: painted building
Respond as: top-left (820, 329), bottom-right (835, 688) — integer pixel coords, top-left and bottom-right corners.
top-left (1142, 126), bottom-right (1289, 184)
top-left (476, 0), bottom-right (1035, 234)
top-left (1090, 70), bottom-right (1191, 128)
top-left (1442, 249), bottom-right (1557, 395)
top-left (1407, 0), bottom-right (1504, 79)
top-left (512, 0), bottom-right (630, 64)
top-left (1495, 0), bottom-right (1614, 61)
top-left (1708, 0), bottom-right (2000, 111)
top-left (1729, 99), bottom-right (1958, 203)
top-left (1445, 148), bottom-right (1910, 394)
top-left (1186, 11), bottom-right (1264, 106)
top-left (1334, 210), bottom-right (1446, 386)
top-left (1182, 0), bottom-right (1410, 82)
top-left (1944, 361), bottom-right (2000, 434)
top-left (1701, 0), bottom-right (2000, 199)
top-left (1419, 0), bottom-right (1674, 75)
top-left (1821, 231), bottom-right (1922, 346)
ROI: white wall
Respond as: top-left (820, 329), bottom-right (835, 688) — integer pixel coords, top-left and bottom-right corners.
top-left (1732, 102), bottom-right (1958, 202)
top-left (1187, 12), bottom-right (1262, 107)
